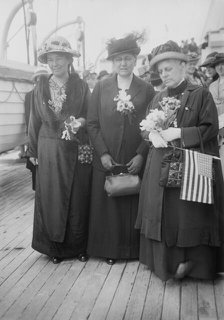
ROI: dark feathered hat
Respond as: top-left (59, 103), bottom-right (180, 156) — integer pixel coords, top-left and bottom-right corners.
top-left (200, 51), bottom-right (218, 68)
top-left (212, 53), bottom-right (224, 67)
top-left (149, 40), bottom-right (188, 70)
top-left (106, 33), bottom-right (141, 60)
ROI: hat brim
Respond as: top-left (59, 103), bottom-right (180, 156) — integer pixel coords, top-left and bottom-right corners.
top-left (187, 57), bottom-right (200, 63)
top-left (38, 49), bottom-right (80, 64)
top-left (200, 57), bottom-right (216, 67)
top-left (107, 48), bottom-right (141, 60)
top-left (149, 52), bottom-right (188, 69)
top-left (213, 58), bottom-right (224, 67)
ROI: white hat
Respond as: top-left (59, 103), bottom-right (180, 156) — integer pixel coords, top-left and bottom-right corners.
top-left (38, 36), bottom-right (80, 64)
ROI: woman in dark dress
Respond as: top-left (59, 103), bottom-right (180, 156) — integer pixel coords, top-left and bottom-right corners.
top-left (28, 36), bottom-right (91, 264)
top-left (87, 34), bottom-right (155, 265)
top-left (136, 40), bottom-right (224, 281)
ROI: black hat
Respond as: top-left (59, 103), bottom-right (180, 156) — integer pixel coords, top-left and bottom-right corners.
top-left (97, 70), bottom-right (109, 80)
top-left (106, 34), bottom-right (141, 60)
top-left (212, 53), bottom-right (224, 67)
top-left (149, 40), bottom-right (188, 70)
top-left (200, 51), bottom-right (218, 67)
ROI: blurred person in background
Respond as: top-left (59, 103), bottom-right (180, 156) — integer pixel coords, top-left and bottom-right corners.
top-left (209, 53), bottom-right (224, 175)
top-left (186, 52), bottom-right (206, 86)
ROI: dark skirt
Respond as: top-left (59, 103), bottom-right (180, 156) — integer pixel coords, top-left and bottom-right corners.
top-left (139, 235), bottom-right (217, 281)
top-left (87, 168), bottom-right (140, 259)
top-left (139, 187), bottom-right (220, 281)
top-left (32, 163), bottom-right (92, 259)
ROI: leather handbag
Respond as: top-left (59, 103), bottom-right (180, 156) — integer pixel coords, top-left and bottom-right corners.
top-left (104, 172), bottom-right (141, 197)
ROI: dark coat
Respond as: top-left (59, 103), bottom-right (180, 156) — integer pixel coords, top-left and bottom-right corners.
top-left (87, 73), bottom-right (155, 259)
top-left (28, 73), bottom-right (91, 256)
top-left (136, 83), bottom-right (224, 250)
top-left (88, 74), bottom-right (155, 167)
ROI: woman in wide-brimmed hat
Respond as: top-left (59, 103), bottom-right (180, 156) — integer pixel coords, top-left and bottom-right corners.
top-left (200, 51), bottom-right (219, 86)
top-left (27, 35), bottom-right (92, 264)
top-left (87, 33), bottom-right (155, 265)
top-left (136, 40), bottom-right (224, 281)
top-left (209, 53), bottom-right (224, 175)
top-left (185, 52), bottom-right (207, 86)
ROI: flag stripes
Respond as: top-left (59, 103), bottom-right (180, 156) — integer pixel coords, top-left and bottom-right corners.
top-left (180, 149), bottom-right (213, 204)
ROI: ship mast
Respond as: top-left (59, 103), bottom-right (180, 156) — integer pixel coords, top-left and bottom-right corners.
top-left (0, 0), bottom-right (37, 64)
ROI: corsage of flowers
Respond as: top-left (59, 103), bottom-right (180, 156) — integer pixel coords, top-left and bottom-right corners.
top-left (61, 116), bottom-right (81, 140)
top-left (114, 89), bottom-right (135, 123)
top-left (140, 96), bottom-right (181, 133)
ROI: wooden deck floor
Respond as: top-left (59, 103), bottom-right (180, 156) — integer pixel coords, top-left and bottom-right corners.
top-left (1, 151), bottom-right (224, 320)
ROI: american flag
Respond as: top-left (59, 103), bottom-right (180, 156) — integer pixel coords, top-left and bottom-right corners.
top-left (180, 150), bottom-right (214, 204)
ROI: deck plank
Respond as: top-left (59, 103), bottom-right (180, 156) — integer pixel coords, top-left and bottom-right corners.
top-left (180, 278), bottom-right (198, 320)
top-left (69, 261), bottom-right (112, 320)
top-left (34, 261), bottom-right (86, 320)
top-left (124, 263), bottom-right (151, 320)
top-left (214, 275), bottom-right (224, 320)
top-left (161, 279), bottom-right (181, 320)
top-left (88, 262), bottom-right (126, 320)
top-left (52, 259), bottom-right (101, 320)
top-left (198, 280), bottom-right (218, 320)
top-left (141, 272), bottom-right (165, 320)
top-left (19, 261), bottom-right (73, 320)
top-left (106, 261), bottom-right (139, 320)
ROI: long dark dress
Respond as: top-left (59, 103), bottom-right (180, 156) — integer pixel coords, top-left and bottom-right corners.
top-left (27, 73), bottom-right (92, 259)
top-left (135, 80), bottom-right (224, 280)
top-left (87, 74), bottom-right (155, 259)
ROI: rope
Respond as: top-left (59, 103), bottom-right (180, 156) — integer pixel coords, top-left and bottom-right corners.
top-left (22, 0), bottom-right (30, 64)
top-left (0, 81), bottom-right (26, 103)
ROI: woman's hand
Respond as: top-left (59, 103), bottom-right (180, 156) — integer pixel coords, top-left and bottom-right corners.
top-left (141, 130), bottom-right (150, 141)
top-left (29, 157), bottom-right (38, 166)
top-left (149, 131), bottom-right (168, 148)
top-left (101, 153), bottom-right (116, 171)
top-left (160, 128), bottom-right (181, 142)
top-left (126, 154), bottom-right (144, 174)
top-left (76, 117), bottom-right (86, 127)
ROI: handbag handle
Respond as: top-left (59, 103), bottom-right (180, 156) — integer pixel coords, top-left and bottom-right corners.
top-left (110, 164), bottom-right (128, 176)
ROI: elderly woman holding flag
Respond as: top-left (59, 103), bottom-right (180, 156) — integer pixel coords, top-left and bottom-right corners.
top-left (135, 40), bottom-right (224, 281)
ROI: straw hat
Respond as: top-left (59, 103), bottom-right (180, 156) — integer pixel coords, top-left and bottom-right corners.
top-left (38, 36), bottom-right (80, 64)
top-left (149, 40), bottom-right (188, 70)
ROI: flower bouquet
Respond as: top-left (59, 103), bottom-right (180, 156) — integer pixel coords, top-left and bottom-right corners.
top-left (114, 89), bottom-right (135, 123)
top-left (140, 96), bottom-right (181, 133)
top-left (61, 116), bottom-right (81, 141)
